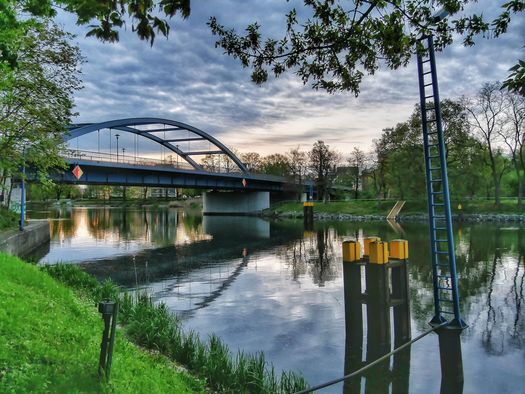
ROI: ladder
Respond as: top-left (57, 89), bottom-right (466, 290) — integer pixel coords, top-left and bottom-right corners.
top-left (416, 36), bottom-right (466, 329)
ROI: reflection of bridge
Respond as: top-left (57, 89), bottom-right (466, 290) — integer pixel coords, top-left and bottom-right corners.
top-left (45, 117), bottom-right (311, 213)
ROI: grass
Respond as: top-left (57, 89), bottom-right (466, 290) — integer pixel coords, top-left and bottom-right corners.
top-left (43, 263), bottom-right (309, 393)
top-left (273, 198), bottom-right (525, 216)
top-left (0, 207), bottom-right (19, 231)
top-left (0, 253), bottom-right (206, 393)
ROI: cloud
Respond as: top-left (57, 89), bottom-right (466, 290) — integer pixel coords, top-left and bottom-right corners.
top-left (58, 1), bottom-right (523, 157)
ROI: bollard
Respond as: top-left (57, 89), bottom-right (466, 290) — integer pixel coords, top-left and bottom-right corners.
top-left (369, 241), bottom-right (389, 264)
top-left (363, 236), bottom-right (381, 257)
top-left (98, 300), bottom-right (118, 382)
top-left (389, 239), bottom-right (409, 260)
top-left (342, 240), bottom-right (361, 262)
top-left (303, 201), bottom-right (314, 229)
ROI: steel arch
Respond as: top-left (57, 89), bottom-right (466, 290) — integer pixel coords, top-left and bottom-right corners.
top-left (65, 117), bottom-right (248, 173)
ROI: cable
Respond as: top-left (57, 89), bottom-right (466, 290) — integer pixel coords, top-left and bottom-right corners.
top-left (294, 321), bottom-right (449, 394)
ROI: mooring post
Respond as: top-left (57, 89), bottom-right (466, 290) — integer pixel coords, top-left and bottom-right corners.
top-left (303, 201), bottom-right (314, 229)
top-left (437, 328), bottom-right (464, 394)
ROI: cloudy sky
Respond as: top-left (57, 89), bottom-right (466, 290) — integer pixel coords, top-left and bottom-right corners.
top-left (58, 1), bottom-right (523, 158)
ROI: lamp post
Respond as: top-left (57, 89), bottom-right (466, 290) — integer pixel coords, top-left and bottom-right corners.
top-left (176, 145), bottom-right (179, 167)
top-left (122, 148), bottom-right (125, 162)
top-left (115, 134), bottom-right (120, 162)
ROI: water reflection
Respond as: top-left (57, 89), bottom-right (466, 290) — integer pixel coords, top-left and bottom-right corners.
top-left (343, 262), bottom-right (411, 393)
top-left (34, 206), bottom-right (525, 393)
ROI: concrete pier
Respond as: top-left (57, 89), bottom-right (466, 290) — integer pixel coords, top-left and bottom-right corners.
top-left (203, 191), bottom-right (269, 215)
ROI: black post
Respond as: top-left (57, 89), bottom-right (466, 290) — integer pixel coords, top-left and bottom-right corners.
top-left (303, 202), bottom-right (314, 230)
top-left (437, 328), bottom-right (464, 394)
top-left (98, 300), bottom-right (118, 382)
top-left (343, 264), bottom-right (364, 394)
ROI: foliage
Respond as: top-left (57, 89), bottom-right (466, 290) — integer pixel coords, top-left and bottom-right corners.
top-left (0, 253), bottom-right (206, 393)
top-left (1, 0), bottom-right (190, 67)
top-left (0, 206), bottom-right (18, 230)
top-left (260, 153), bottom-right (291, 177)
top-left (44, 263), bottom-right (309, 393)
top-left (209, 1), bottom-right (525, 94)
top-left (309, 140), bottom-right (340, 201)
top-left (0, 21), bottom-right (83, 201)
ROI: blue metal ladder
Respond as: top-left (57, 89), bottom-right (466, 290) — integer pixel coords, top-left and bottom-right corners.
top-left (416, 36), bottom-right (466, 329)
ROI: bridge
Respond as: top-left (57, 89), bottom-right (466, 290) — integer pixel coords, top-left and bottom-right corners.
top-left (48, 117), bottom-right (309, 214)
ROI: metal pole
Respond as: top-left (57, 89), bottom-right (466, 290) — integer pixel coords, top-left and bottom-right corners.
top-left (19, 150), bottom-right (25, 231)
top-left (115, 134), bottom-right (120, 163)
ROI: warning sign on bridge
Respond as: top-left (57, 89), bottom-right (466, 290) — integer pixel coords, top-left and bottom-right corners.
top-left (72, 165), bottom-right (83, 180)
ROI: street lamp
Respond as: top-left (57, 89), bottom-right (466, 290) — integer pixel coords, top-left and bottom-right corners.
top-left (115, 134), bottom-right (120, 162)
top-left (122, 148), bottom-right (125, 162)
top-left (176, 145), bottom-right (179, 167)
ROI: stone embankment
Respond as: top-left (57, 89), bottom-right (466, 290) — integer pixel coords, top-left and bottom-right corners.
top-left (0, 220), bottom-right (50, 256)
top-left (277, 212), bottom-right (525, 223)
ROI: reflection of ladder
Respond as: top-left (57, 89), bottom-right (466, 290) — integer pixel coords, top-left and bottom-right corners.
top-left (416, 35), bottom-right (466, 329)
top-left (386, 200), bottom-right (405, 220)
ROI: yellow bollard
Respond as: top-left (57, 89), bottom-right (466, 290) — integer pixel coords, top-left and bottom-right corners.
top-left (342, 240), bottom-right (361, 263)
top-left (390, 239), bottom-right (409, 260)
top-left (369, 241), bottom-right (389, 264)
top-left (363, 236), bottom-right (381, 256)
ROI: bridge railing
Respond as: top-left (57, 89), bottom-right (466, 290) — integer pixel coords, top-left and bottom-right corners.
top-left (62, 149), bottom-right (197, 171)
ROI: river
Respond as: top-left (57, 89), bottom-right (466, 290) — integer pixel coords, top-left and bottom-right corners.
top-left (29, 205), bottom-right (524, 393)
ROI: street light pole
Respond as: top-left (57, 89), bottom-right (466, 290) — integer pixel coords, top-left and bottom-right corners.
top-left (115, 134), bottom-right (120, 162)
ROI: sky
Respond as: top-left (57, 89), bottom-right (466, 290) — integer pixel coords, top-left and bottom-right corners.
top-left (58, 0), bottom-right (524, 159)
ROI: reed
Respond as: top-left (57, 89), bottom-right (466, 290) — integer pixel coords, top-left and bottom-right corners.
top-left (44, 264), bottom-right (309, 393)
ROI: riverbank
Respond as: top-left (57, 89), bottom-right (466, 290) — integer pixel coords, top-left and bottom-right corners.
top-left (1, 253), bottom-right (308, 393)
top-left (273, 200), bottom-right (525, 222)
top-left (0, 253), bottom-right (205, 393)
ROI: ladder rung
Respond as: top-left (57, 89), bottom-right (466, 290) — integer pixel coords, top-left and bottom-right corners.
top-left (433, 204), bottom-right (445, 207)
top-left (424, 82), bottom-right (433, 87)
top-left (436, 251), bottom-right (449, 254)
top-left (430, 179), bottom-right (442, 182)
top-left (438, 286), bottom-right (452, 290)
top-left (431, 191), bottom-right (443, 194)
top-left (429, 167), bottom-right (441, 170)
top-left (422, 59), bottom-right (431, 64)
top-left (440, 310), bottom-right (455, 315)
top-left (425, 95), bottom-right (434, 99)
top-left (434, 239), bottom-right (448, 242)
top-left (423, 71), bottom-right (432, 75)
top-left (437, 275), bottom-right (451, 278)
top-left (435, 227), bottom-right (446, 230)
top-left (425, 106), bottom-right (435, 111)
top-left (438, 298), bottom-right (453, 303)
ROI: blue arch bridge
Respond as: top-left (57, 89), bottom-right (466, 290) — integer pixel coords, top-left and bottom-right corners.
top-left (48, 117), bottom-right (310, 214)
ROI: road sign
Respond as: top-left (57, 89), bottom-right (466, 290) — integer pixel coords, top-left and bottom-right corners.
top-left (242, 178), bottom-right (247, 187)
top-left (72, 165), bottom-right (84, 180)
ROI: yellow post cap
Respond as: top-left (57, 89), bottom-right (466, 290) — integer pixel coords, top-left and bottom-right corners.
top-left (369, 241), bottom-right (389, 264)
top-left (390, 239), bottom-right (409, 260)
top-left (342, 240), bottom-right (361, 263)
top-left (363, 236), bottom-right (381, 256)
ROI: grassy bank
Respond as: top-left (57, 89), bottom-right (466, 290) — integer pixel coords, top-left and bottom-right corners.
top-left (4, 258), bottom-right (308, 393)
top-left (273, 199), bottom-right (525, 216)
top-left (0, 253), bottom-right (205, 393)
top-left (0, 207), bottom-right (19, 231)
top-left (44, 264), bottom-right (308, 393)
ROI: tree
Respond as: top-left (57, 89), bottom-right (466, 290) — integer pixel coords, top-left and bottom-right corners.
top-left (259, 153), bottom-right (291, 177)
top-left (0, 22), bottom-right (83, 203)
top-left (465, 82), bottom-right (509, 208)
top-left (209, 1), bottom-right (524, 95)
top-left (348, 147), bottom-right (366, 199)
top-left (287, 147), bottom-right (308, 184)
top-left (499, 91), bottom-right (525, 206)
top-left (240, 151), bottom-right (262, 172)
top-left (309, 141), bottom-right (340, 201)
top-left (1, 0), bottom-right (190, 69)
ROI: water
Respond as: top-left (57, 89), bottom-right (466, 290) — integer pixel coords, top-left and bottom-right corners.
top-left (31, 205), bottom-right (524, 393)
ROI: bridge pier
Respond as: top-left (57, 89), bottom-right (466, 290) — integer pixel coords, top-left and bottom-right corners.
top-left (203, 191), bottom-right (269, 215)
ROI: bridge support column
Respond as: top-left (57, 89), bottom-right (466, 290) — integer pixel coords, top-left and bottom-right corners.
top-left (203, 191), bottom-right (269, 215)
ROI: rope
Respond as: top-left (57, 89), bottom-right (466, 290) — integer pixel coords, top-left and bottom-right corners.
top-left (294, 321), bottom-right (448, 394)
